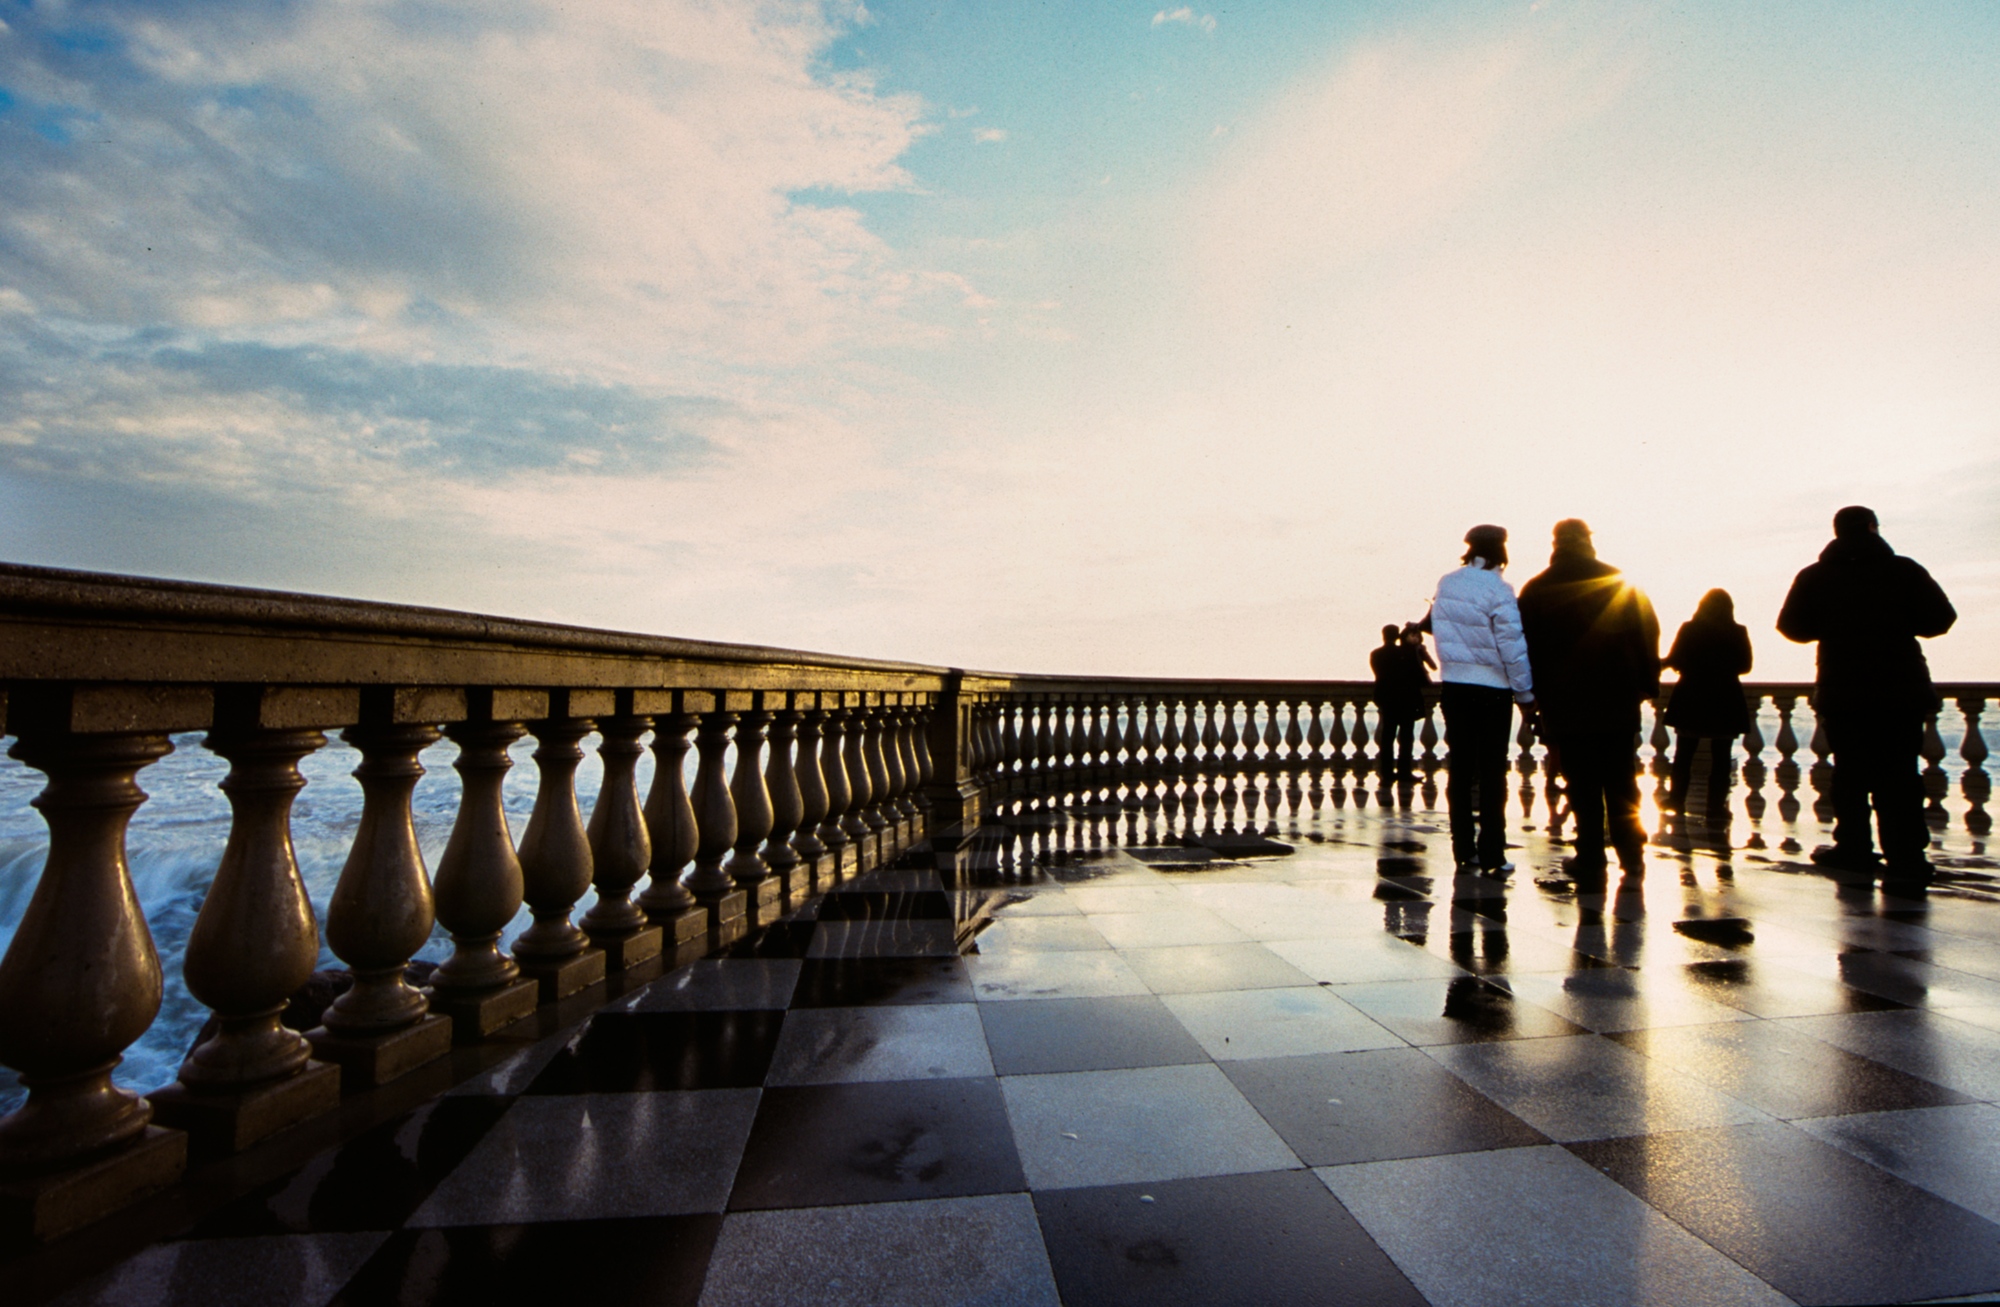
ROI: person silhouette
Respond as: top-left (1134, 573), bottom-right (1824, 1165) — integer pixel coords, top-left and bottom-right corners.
top-left (1370, 623), bottom-right (1430, 780)
top-left (1518, 519), bottom-right (1661, 884)
top-left (1424, 525), bottom-right (1536, 873)
top-left (1663, 589), bottom-right (1753, 816)
top-left (1778, 506), bottom-right (1956, 890)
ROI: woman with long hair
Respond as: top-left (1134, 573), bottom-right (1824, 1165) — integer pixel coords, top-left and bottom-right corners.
top-left (1663, 588), bottom-right (1753, 815)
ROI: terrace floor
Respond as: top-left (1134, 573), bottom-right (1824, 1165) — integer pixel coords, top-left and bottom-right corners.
top-left (37, 767), bottom-right (2000, 1306)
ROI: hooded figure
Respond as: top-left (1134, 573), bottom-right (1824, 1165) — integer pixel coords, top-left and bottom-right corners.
top-left (1663, 589), bottom-right (1753, 814)
top-left (1518, 520), bottom-right (1660, 879)
top-left (1778, 506), bottom-right (1955, 885)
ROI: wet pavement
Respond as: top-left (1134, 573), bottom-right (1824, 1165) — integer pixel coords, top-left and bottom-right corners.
top-left (42, 766), bottom-right (2000, 1306)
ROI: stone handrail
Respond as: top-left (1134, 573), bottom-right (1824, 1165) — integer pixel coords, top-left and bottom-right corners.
top-left (0, 561), bottom-right (1990, 1241)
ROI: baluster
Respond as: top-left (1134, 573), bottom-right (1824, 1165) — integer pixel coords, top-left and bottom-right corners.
top-left (1304, 698), bottom-right (1327, 765)
top-left (0, 725), bottom-right (185, 1231)
top-left (895, 700), bottom-right (922, 818)
top-left (1328, 698), bottom-right (1350, 770)
top-left (1771, 694), bottom-right (1803, 835)
top-left (1138, 697), bottom-right (1159, 773)
top-left (913, 697), bottom-right (937, 811)
top-left (793, 698), bottom-right (830, 887)
top-left (1285, 699), bottom-right (1306, 764)
top-left (842, 698), bottom-right (874, 851)
top-left (1199, 699), bottom-right (1220, 769)
top-left (1039, 697), bottom-right (1058, 776)
top-left (583, 704), bottom-right (665, 972)
top-left (1263, 699), bottom-right (1283, 764)
top-left (764, 698), bottom-right (805, 907)
top-left (1648, 704), bottom-right (1673, 777)
top-left (637, 702), bottom-right (708, 966)
top-left (1808, 707), bottom-right (1837, 822)
top-left (428, 705), bottom-right (539, 1035)
top-left (1349, 702), bottom-right (1371, 772)
top-left (1516, 713), bottom-right (1537, 776)
top-left (1001, 701), bottom-right (1021, 779)
top-left (1920, 710), bottom-right (1950, 828)
top-left (726, 698), bottom-right (779, 925)
top-left (819, 699), bottom-right (854, 877)
top-left (1087, 701), bottom-right (1107, 774)
top-left (514, 699), bottom-right (607, 1002)
top-left (1959, 695), bottom-right (1991, 840)
top-left (153, 722), bottom-right (340, 1153)
top-left (879, 695), bottom-right (909, 835)
top-left (862, 700), bottom-right (894, 835)
top-left (1418, 699), bottom-right (1440, 769)
top-left (688, 698), bottom-right (748, 944)
top-left (310, 711), bottom-right (452, 1086)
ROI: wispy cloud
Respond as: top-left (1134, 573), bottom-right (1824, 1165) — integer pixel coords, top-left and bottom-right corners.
top-left (1152, 8), bottom-right (1216, 34)
top-left (974, 127), bottom-right (1008, 143)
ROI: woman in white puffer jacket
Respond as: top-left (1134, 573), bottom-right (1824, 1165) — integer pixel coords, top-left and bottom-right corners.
top-left (1424, 525), bottom-right (1537, 873)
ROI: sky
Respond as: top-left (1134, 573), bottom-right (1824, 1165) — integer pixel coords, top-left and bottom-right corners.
top-left (1, 0), bottom-right (1996, 681)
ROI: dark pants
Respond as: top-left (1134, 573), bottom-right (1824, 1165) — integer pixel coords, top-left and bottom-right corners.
top-left (1441, 684), bottom-right (1513, 867)
top-left (1670, 732), bottom-right (1736, 812)
top-left (1557, 729), bottom-right (1645, 871)
top-left (1822, 712), bottom-right (1928, 866)
top-left (1381, 714), bottom-right (1418, 777)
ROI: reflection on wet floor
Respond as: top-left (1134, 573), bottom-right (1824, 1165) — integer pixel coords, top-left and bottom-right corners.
top-left (36, 763), bottom-right (2000, 1307)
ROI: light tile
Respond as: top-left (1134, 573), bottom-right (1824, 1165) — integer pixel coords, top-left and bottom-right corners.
top-left (765, 1004), bottom-right (994, 1085)
top-left (1000, 1063), bottom-right (1299, 1189)
top-left (1318, 1146), bottom-right (1791, 1307)
top-left (1087, 909), bottom-right (1246, 949)
top-left (1162, 986), bottom-right (1403, 1060)
top-left (966, 949), bottom-right (1151, 1002)
top-left (1797, 1103), bottom-right (2000, 1225)
top-left (1267, 936), bottom-right (1469, 984)
top-left (53, 1234), bottom-right (390, 1307)
top-left (1427, 1034), bottom-right (1771, 1141)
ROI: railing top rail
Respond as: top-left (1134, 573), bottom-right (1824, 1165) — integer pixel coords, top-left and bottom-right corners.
top-left (0, 561), bottom-right (951, 692)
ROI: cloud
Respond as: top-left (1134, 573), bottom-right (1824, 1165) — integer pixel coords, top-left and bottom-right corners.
top-left (1152, 8), bottom-right (1216, 34)
top-left (973, 127), bottom-right (1008, 143)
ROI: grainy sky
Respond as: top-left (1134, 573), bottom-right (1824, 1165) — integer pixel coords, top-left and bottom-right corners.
top-left (2, 0), bottom-right (1994, 680)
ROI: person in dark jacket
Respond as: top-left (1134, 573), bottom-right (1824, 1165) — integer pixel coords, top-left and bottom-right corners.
top-left (1518, 519), bottom-right (1661, 881)
top-left (1664, 589), bottom-right (1753, 815)
top-left (1370, 624), bottom-right (1431, 779)
top-left (1777, 506), bottom-right (1955, 887)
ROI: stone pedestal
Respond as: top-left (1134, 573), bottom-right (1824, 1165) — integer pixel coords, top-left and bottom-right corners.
top-left (0, 1125), bottom-right (185, 1245)
top-left (516, 947), bottom-right (606, 1004)
top-left (306, 1013), bottom-right (452, 1092)
top-left (148, 1060), bottom-right (341, 1153)
top-left (425, 978), bottom-right (540, 1042)
top-left (658, 906), bottom-right (711, 970)
top-left (740, 878), bottom-right (783, 931)
top-left (590, 925), bottom-right (664, 973)
top-left (704, 889), bottom-right (748, 953)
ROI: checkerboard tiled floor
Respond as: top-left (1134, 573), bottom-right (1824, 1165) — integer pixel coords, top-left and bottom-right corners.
top-left (48, 773), bottom-right (2000, 1306)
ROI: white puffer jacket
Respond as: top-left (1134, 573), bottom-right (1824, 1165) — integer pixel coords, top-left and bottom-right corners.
top-left (1429, 563), bottom-right (1535, 701)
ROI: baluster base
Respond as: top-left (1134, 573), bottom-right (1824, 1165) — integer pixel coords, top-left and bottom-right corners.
top-left (587, 923), bottom-right (665, 972)
top-left (147, 1060), bottom-right (340, 1154)
top-left (0, 1124), bottom-right (185, 1246)
top-left (305, 1013), bottom-right (451, 1093)
top-left (515, 948), bottom-right (607, 1005)
top-left (697, 889), bottom-right (749, 953)
top-left (423, 977), bottom-right (540, 1041)
top-left (741, 877), bottom-right (785, 931)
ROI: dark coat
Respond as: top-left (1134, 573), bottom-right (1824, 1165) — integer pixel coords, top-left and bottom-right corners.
top-left (1518, 549), bottom-right (1661, 736)
top-left (1777, 532), bottom-right (1955, 719)
top-left (1663, 619), bottom-right (1752, 737)
top-left (1370, 642), bottom-right (1430, 722)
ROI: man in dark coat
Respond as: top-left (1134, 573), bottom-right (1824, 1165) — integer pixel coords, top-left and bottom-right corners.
top-left (1370, 624), bottom-right (1429, 779)
top-left (1778, 505), bottom-right (1956, 887)
top-left (1518, 519), bottom-right (1661, 880)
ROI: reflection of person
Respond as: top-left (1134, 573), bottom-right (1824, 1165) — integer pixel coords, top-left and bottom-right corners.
top-left (1425, 525), bottom-right (1536, 873)
top-left (1778, 506), bottom-right (1956, 889)
top-left (1519, 520), bottom-right (1661, 882)
top-left (1664, 589), bottom-right (1753, 815)
top-left (1370, 624), bottom-right (1431, 779)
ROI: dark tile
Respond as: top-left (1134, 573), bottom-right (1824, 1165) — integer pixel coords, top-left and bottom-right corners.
top-left (789, 956), bottom-right (974, 1007)
top-left (728, 1077), bottom-right (1025, 1210)
top-left (1610, 1021), bottom-right (1971, 1119)
top-left (522, 1011), bottom-right (783, 1094)
top-left (1335, 976), bottom-right (1589, 1045)
top-left (1680, 956), bottom-right (1907, 1018)
top-left (187, 1097), bottom-right (510, 1235)
top-left (53, 1233), bottom-right (388, 1307)
top-left (816, 889), bottom-right (955, 920)
top-left (327, 1216), bottom-right (719, 1306)
top-left (1221, 1048), bottom-right (1547, 1165)
top-left (1033, 1169), bottom-right (1424, 1307)
top-left (720, 920), bottom-right (819, 959)
top-left (978, 996), bottom-right (1209, 1075)
top-left (1571, 1122), bottom-right (2000, 1304)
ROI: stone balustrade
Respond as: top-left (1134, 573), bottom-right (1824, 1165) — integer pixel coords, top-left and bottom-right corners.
top-left (0, 560), bottom-right (1991, 1242)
